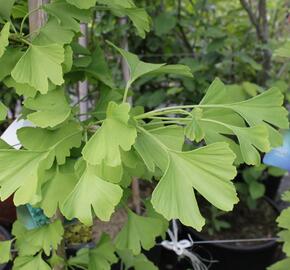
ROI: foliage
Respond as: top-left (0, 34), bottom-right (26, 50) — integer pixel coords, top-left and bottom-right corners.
top-left (0, 1), bottom-right (288, 270)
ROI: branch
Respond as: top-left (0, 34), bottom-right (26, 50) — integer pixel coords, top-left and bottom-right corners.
top-left (239, 0), bottom-right (262, 40)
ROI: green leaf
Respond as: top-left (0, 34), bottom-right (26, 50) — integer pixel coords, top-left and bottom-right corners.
top-left (279, 230), bottom-right (290, 256)
top-left (68, 234), bottom-right (118, 270)
top-left (13, 220), bottom-right (64, 256)
top-left (33, 18), bottom-right (74, 45)
top-left (0, 150), bottom-right (49, 205)
top-left (85, 44), bottom-right (115, 88)
top-left (185, 108), bottom-right (204, 142)
top-left (0, 48), bottom-right (23, 81)
top-left (249, 181), bottom-right (265, 199)
top-left (151, 142), bottom-right (238, 230)
top-left (62, 163), bottom-right (123, 225)
top-left (0, 102), bottom-right (7, 121)
top-left (197, 79), bottom-right (288, 164)
top-left (115, 210), bottom-right (163, 255)
top-left (97, 1), bottom-right (150, 38)
top-left (44, 0), bottom-right (90, 32)
top-left (0, 240), bottom-right (11, 264)
top-left (108, 42), bottom-right (192, 88)
top-left (66, 0), bottom-right (97, 9)
top-left (93, 87), bottom-right (123, 120)
top-left (11, 44), bottom-right (65, 93)
top-left (23, 88), bottom-right (71, 128)
top-left (18, 121), bottom-right (82, 165)
top-left (0, 22), bottom-right (10, 58)
top-left (4, 77), bottom-right (37, 98)
top-left (274, 42), bottom-right (290, 58)
top-left (277, 208), bottom-right (290, 230)
top-left (223, 88), bottom-right (289, 147)
top-left (118, 250), bottom-right (158, 270)
top-left (13, 254), bottom-right (51, 270)
top-left (268, 258), bottom-right (290, 270)
top-left (123, 8), bottom-right (150, 38)
top-left (82, 102), bottom-right (137, 167)
top-left (0, 0), bottom-right (15, 19)
top-left (154, 12), bottom-right (176, 36)
top-left (39, 161), bottom-right (78, 217)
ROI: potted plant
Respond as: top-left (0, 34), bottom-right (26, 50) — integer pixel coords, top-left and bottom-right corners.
top-left (0, 1), bottom-right (289, 270)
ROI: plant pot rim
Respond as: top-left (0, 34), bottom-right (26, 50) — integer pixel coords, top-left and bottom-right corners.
top-left (186, 197), bottom-right (279, 252)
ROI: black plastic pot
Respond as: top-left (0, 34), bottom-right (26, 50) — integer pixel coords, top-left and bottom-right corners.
top-left (0, 225), bottom-right (11, 270)
top-left (264, 175), bottom-right (282, 200)
top-left (183, 199), bottom-right (280, 270)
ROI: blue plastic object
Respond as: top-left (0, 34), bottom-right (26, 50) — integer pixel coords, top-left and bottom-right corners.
top-left (263, 130), bottom-right (290, 171)
top-left (17, 204), bottom-right (49, 230)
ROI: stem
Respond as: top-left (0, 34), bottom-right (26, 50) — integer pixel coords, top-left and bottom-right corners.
top-left (132, 177), bottom-right (141, 214)
top-left (122, 83), bottom-right (130, 103)
top-left (20, 6), bottom-right (41, 34)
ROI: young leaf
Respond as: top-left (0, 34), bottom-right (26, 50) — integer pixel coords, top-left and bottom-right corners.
top-left (44, 0), bottom-right (90, 32)
top-left (0, 22), bottom-right (10, 58)
top-left (39, 161), bottom-right (79, 217)
top-left (115, 210), bottom-right (163, 255)
top-left (62, 164), bottom-right (123, 225)
top-left (151, 142), bottom-right (237, 230)
top-left (68, 234), bottom-right (118, 270)
top-left (13, 220), bottom-right (64, 256)
top-left (13, 254), bottom-right (51, 270)
top-left (0, 150), bottom-right (50, 205)
top-left (11, 44), bottom-right (65, 93)
top-left (224, 88), bottom-right (289, 147)
top-left (82, 102), bottom-right (137, 167)
top-left (0, 240), bottom-right (11, 264)
top-left (108, 42), bottom-right (192, 88)
top-left (33, 18), bottom-right (74, 45)
top-left (0, 102), bottom-right (7, 121)
top-left (18, 121), bottom-right (82, 165)
top-left (118, 249), bottom-right (158, 270)
top-left (201, 79), bottom-right (288, 147)
top-left (23, 88), bottom-right (71, 128)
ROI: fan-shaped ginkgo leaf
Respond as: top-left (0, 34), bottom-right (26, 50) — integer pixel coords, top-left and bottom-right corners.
top-left (115, 210), bottom-right (163, 255)
top-left (0, 150), bottom-right (50, 205)
top-left (61, 164), bottom-right (123, 225)
top-left (11, 44), bottom-right (65, 93)
top-left (82, 102), bottom-right (137, 167)
top-left (18, 121), bottom-right (82, 165)
top-left (23, 88), bottom-right (71, 128)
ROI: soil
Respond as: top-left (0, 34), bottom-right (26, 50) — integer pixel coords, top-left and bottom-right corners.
top-left (197, 198), bottom-right (278, 247)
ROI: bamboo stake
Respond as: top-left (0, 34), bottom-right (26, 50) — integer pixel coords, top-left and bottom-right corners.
top-left (78, 23), bottom-right (89, 121)
top-left (119, 17), bottom-right (141, 215)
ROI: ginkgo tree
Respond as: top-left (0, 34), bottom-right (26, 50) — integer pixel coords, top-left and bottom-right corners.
top-left (0, 0), bottom-right (288, 270)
